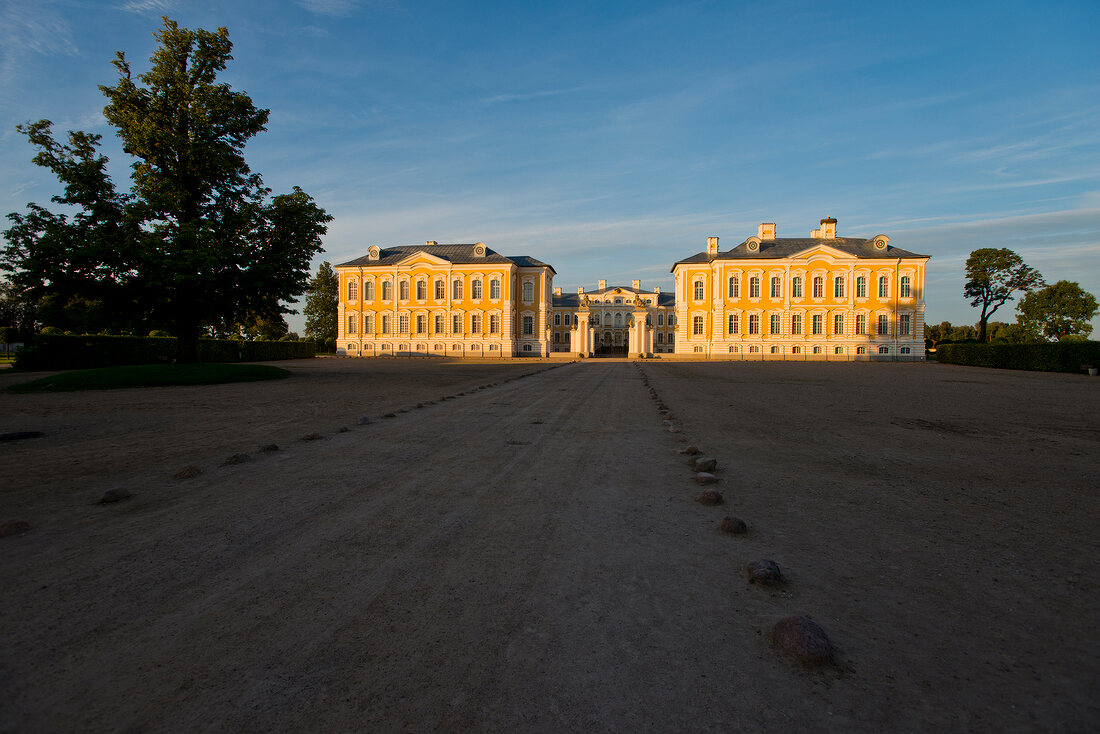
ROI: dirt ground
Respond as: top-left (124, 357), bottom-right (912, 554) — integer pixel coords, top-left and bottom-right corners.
top-left (1, 358), bottom-right (1097, 732)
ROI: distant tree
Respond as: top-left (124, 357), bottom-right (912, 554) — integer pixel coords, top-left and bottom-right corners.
top-left (304, 261), bottom-right (338, 345)
top-left (0, 279), bottom-right (36, 338)
top-left (3, 18), bottom-right (330, 361)
top-left (1016, 280), bottom-right (1098, 341)
top-left (240, 312), bottom-right (290, 341)
top-left (964, 248), bottom-right (1044, 342)
top-left (986, 321), bottom-right (1036, 344)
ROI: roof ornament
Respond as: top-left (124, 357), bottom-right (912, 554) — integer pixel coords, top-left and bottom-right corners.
top-left (368, 245), bottom-right (380, 261)
top-left (746, 236), bottom-right (761, 252)
top-left (872, 235), bottom-right (890, 251)
top-left (473, 242), bottom-right (486, 257)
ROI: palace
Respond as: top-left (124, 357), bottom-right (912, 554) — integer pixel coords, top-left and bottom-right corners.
top-left (335, 218), bottom-right (929, 359)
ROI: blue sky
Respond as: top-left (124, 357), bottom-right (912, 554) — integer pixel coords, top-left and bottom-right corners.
top-left (3, 0), bottom-right (1099, 334)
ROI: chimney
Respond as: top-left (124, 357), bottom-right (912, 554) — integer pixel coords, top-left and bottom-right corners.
top-left (706, 236), bottom-right (719, 255)
top-left (632, 279), bottom-right (640, 289)
top-left (425, 240), bottom-right (437, 246)
top-left (598, 279), bottom-right (607, 290)
top-left (654, 286), bottom-right (661, 294)
top-left (819, 217), bottom-right (837, 239)
top-left (553, 287), bottom-right (561, 296)
top-left (758, 223), bottom-right (776, 240)
top-left (577, 286), bottom-right (584, 294)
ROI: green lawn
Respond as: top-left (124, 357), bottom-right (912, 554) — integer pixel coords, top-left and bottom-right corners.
top-left (5, 363), bottom-right (291, 393)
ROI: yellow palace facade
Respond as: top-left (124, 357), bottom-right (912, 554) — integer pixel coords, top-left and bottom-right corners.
top-left (335, 218), bottom-right (929, 359)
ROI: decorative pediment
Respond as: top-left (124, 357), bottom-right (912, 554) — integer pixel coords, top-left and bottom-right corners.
top-left (789, 243), bottom-right (852, 261)
top-left (395, 251), bottom-right (451, 267)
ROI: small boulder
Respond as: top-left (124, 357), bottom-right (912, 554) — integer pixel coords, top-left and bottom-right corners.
top-left (357, 415), bottom-right (372, 425)
top-left (771, 615), bottom-right (834, 666)
top-left (258, 444), bottom-right (279, 453)
top-left (696, 489), bottom-right (723, 505)
top-left (98, 488), bottom-right (132, 504)
top-left (694, 457), bottom-right (717, 472)
top-left (0, 520), bottom-right (32, 538)
top-left (338, 426), bottom-right (349, 433)
top-left (694, 472), bottom-right (718, 484)
top-left (746, 559), bottom-right (784, 585)
top-left (222, 453), bottom-right (250, 466)
top-left (668, 426), bottom-right (680, 433)
top-left (679, 445), bottom-right (701, 455)
top-left (301, 432), bottom-right (325, 440)
top-left (174, 465), bottom-right (203, 479)
top-left (719, 516), bottom-right (748, 534)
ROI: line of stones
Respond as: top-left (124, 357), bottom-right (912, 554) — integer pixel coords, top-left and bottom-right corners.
top-left (0, 362), bottom-right (573, 537)
top-left (633, 362), bottom-right (835, 669)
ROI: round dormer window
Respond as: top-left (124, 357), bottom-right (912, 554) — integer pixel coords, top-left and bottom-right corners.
top-left (368, 245), bottom-right (380, 260)
top-left (873, 236), bottom-right (889, 251)
top-left (474, 244), bottom-right (486, 257)
top-left (747, 240), bottom-right (760, 252)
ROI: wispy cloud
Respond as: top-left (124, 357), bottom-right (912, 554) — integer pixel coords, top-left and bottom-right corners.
top-left (116, 0), bottom-right (175, 14)
top-left (0, 2), bottom-right (77, 84)
top-left (296, 0), bottom-right (360, 16)
top-left (480, 87), bottom-right (585, 104)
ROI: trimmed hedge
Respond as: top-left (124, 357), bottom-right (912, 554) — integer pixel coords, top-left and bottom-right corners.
top-left (936, 341), bottom-right (1100, 373)
top-left (14, 334), bottom-right (316, 371)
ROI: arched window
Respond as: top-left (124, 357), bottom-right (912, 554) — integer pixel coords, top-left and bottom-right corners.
top-left (434, 315), bottom-right (443, 334)
top-left (614, 313), bottom-right (623, 327)
top-left (693, 346), bottom-right (703, 353)
top-left (416, 315), bottom-right (426, 334)
top-left (749, 345), bottom-right (760, 353)
top-left (900, 314), bottom-right (912, 335)
top-left (769, 313), bottom-right (781, 334)
top-left (834, 346), bottom-right (843, 354)
top-left (900, 346), bottom-right (911, 354)
top-left (878, 345), bottom-right (890, 354)
top-left (877, 314), bottom-right (889, 335)
top-left (471, 278), bottom-right (482, 299)
top-left (381, 314), bottom-right (391, 334)
top-left (452, 314), bottom-right (462, 334)
top-left (748, 314), bottom-right (760, 334)
top-left (791, 313), bottom-right (803, 334)
top-left (856, 276), bottom-right (867, 298)
top-left (693, 280), bottom-right (705, 300)
top-left (522, 315), bottom-right (534, 334)
top-left (363, 280), bottom-right (374, 300)
top-left (812, 314), bottom-right (823, 334)
top-left (728, 276), bottom-right (740, 298)
top-left (471, 314), bottom-right (481, 333)
top-left (834, 276), bottom-right (845, 299)
top-left (813, 277), bottom-right (824, 298)
top-left (878, 275), bottom-right (889, 298)
top-left (490, 314), bottom-right (500, 333)
top-left (398, 314), bottom-right (410, 333)
top-left (416, 280), bottom-right (426, 300)
top-left (453, 279), bottom-right (464, 300)
top-left (813, 346), bottom-right (822, 354)
top-left (900, 276), bottom-right (912, 298)
top-left (693, 316), bottom-right (704, 335)
top-left (363, 314), bottom-right (372, 333)
top-left (749, 277), bottom-right (761, 298)
top-left (435, 279), bottom-right (445, 299)
top-left (657, 313), bottom-right (664, 326)
top-left (770, 345), bottom-right (780, 354)
top-left (792, 277), bottom-right (803, 298)
top-left (347, 314), bottom-right (357, 334)
top-left (347, 280), bottom-right (358, 301)
top-left (382, 281), bottom-right (392, 301)
top-left (857, 346), bottom-right (867, 354)
top-left (522, 281), bottom-right (534, 302)
top-left (855, 314), bottom-right (867, 334)
top-left (728, 313), bottom-right (739, 334)
top-left (833, 313), bottom-right (844, 335)
top-left (792, 346), bottom-right (801, 354)
top-left (770, 276), bottom-right (781, 298)
top-left (490, 279), bottom-right (501, 299)
top-left (399, 281), bottom-right (410, 300)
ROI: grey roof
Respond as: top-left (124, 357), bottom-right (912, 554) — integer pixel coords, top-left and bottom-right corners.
top-left (672, 237), bottom-right (929, 269)
top-left (338, 244), bottom-right (556, 273)
top-left (553, 286), bottom-right (675, 308)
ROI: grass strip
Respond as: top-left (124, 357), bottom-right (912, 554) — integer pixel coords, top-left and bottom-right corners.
top-left (6, 363), bottom-right (291, 393)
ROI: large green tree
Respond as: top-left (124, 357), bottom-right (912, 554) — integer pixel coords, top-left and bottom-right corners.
top-left (964, 248), bottom-right (1044, 342)
top-left (303, 261), bottom-right (338, 347)
top-left (3, 18), bottom-right (331, 360)
top-left (1016, 280), bottom-right (1098, 341)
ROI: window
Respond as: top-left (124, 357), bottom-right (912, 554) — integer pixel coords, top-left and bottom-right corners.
top-left (523, 344), bottom-right (532, 352)
top-left (657, 313), bottom-right (665, 326)
top-left (347, 280), bottom-right (358, 301)
top-left (382, 281), bottom-right (392, 301)
top-left (490, 279), bottom-right (501, 299)
top-left (749, 314), bottom-right (760, 334)
top-left (657, 332), bottom-right (664, 344)
top-left (472, 279), bottom-right (482, 300)
top-left (363, 314), bottom-right (372, 333)
top-left (554, 313), bottom-right (561, 326)
top-left (856, 314), bottom-right (867, 335)
top-left (813, 346), bottom-right (822, 354)
top-left (553, 332), bottom-right (560, 343)
top-left (878, 275), bottom-right (889, 298)
top-left (834, 276), bottom-right (845, 299)
top-left (416, 315), bottom-right (426, 334)
top-left (693, 316), bottom-right (704, 335)
top-left (835, 346), bottom-right (843, 355)
top-left (471, 314), bottom-right (481, 333)
top-left (347, 314), bottom-right (357, 334)
top-left (728, 276), bottom-right (740, 298)
top-left (900, 346), bottom-right (911, 354)
top-left (770, 313), bottom-right (781, 334)
top-left (399, 281), bottom-right (410, 301)
top-left (833, 314), bottom-right (844, 335)
top-left (857, 346), bottom-right (867, 354)
top-left (399, 314), bottom-right (410, 333)
top-left (729, 345), bottom-right (737, 353)
top-left (490, 314), bottom-right (500, 333)
top-left (770, 276), bottom-right (781, 298)
top-left (856, 276), bottom-right (867, 298)
top-left (416, 280), bottom-right (427, 300)
top-left (453, 279), bottom-right (463, 300)
top-left (900, 276), bottom-right (912, 298)
top-left (435, 279), bottom-right (445, 299)
top-left (434, 315), bottom-right (443, 334)
top-left (453, 314), bottom-right (462, 334)
top-left (364, 281), bottom-right (374, 300)
top-left (728, 313), bottom-right (739, 334)
top-left (878, 345), bottom-right (890, 354)
top-left (668, 334), bottom-right (674, 346)
top-left (381, 314), bottom-right (391, 334)
top-left (900, 314), bottom-right (912, 336)
top-left (792, 346), bottom-right (801, 354)
top-left (522, 315), bottom-right (534, 335)
top-left (792, 276), bottom-right (803, 298)
top-left (573, 314), bottom-right (578, 326)
top-left (694, 280), bottom-right (705, 300)
top-left (614, 298), bottom-right (622, 305)
top-left (791, 313), bottom-right (803, 334)
top-left (522, 281), bottom-right (534, 302)
top-left (749, 277), bottom-right (761, 298)
top-left (770, 345), bottom-right (780, 354)
top-left (813, 277), bottom-right (824, 298)
top-left (749, 345), bottom-right (759, 353)
top-left (693, 346), bottom-right (703, 353)
top-left (877, 314), bottom-right (889, 335)
top-left (812, 314), bottom-right (823, 335)
top-left (592, 314), bottom-right (600, 326)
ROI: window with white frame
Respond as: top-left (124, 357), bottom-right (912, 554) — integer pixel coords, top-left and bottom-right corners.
top-left (900, 346), bottom-right (911, 354)
top-left (770, 345), bottom-right (780, 354)
top-left (792, 276), bottom-right (803, 298)
top-left (856, 276), bottom-right (867, 298)
top-left (657, 313), bottom-right (664, 326)
top-left (877, 314), bottom-right (889, 335)
top-left (363, 314), bottom-right (372, 333)
top-left (490, 314), bottom-right (500, 333)
top-left (490, 279), bottom-right (500, 299)
top-left (657, 332), bottom-right (664, 344)
top-left (399, 281), bottom-right (410, 301)
top-left (453, 279), bottom-right (463, 300)
top-left (434, 314), bottom-right (443, 334)
top-left (347, 280), bottom-right (358, 301)
top-left (749, 345), bottom-right (759, 353)
top-left (522, 281), bottom-right (534, 302)
top-left (728, 313), bottom-right (739, 334)
top-left (812, 314), bottom-right (823, 334)
top-left (728, 276), bottom-right (740, 298)
top-left (453, 314), bottom-right (462, 334)
top-left (364, 280), bottom-right (374, 300)
top-left (416, 314), bottom-right (426, 334)
top-left (770, 313), bottom-right (781, 334)
top-left (435, 279), bottom-right (445, 299)
top-left (416, 280), bottom-right (426, 300)
top-left (878, 275), bottom-right (889, 298)
top-left (347, 314), bottom-right (357, 334)
top-left (813, 346), bottom-right (822, 354)
top-left (522, 315), bottom-right (534, 334)
top-left (471, 314), bottom-right (481, 333)
top-left (381, 314), bottom-right (391, 334)
top-left (792, 346), bottom-right (801, 354)
top-left (399, 314), bottom-right (410, 333)
top-left (749, 314), bottom-right (760, 334)
top-left (693, 315), bottom-right (704, 335)
top-left (833, 313), bottom-right (844, 335)
top-left (749, 277), bottom-right (760, 298)
top-left (834, 346), bottom-right (843, 354)
top-left (879, 345), bottom-right (890, 354)
top-left (791, 313), bottom-right (803, 334)
top-left (553, 332), bottom-right (560, 343)
top-left (857, 346), bottom-right (867, 354)
top-left (770, 276), bottom-right (781, 298)
top-left (472, 279), bottom-right (482, 300)
top-left (856, 314), bottom-right (867, 334)
top-left (900, 313), bottom-right (912, 335)
top-left (900, 276), bottom-right (912, 298)
top-left (382, 281), bottom-right (392, 301)
top-left (834, 276), bottom-right (845, 299)
top-left (554, 313), bottom-right (561, 326)
top-left (694, 279), bottom-right (705, 300)
top-left (813, 277), bottom-right (824, 298)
